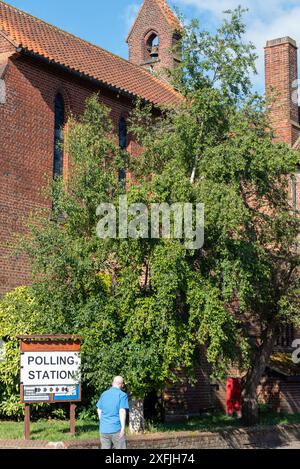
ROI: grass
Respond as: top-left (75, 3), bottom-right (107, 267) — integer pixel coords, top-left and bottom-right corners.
top-left (0, 419), bottom-right (100, 441)
top-left (259, 410), bottom-right (300, 427)
top-left (145, 413), bottom-right (240, 433)
top-left (1, 411), bottom-right (300, 441)
top-left (146, 411), bottom-right (300, 433)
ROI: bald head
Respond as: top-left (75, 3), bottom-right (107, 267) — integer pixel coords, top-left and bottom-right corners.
top-left (112, 376), bottom-right (124, 389)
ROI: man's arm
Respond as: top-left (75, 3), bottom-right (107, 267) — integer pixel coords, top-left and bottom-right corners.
top-left (119, 408), bottom-right (126, 438)
top-left (96, 395), bottom-right (102, 421)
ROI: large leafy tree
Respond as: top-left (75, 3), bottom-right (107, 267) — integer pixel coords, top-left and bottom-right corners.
top-left (136, 6), bottom-right (300, 424)
top-left (1, 7), bottom-right (299, 429)
top-left (15, 96), bottom-right (212, 432)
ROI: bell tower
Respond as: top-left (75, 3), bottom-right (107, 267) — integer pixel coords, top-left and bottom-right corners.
top-left (126, 0), bottom-right (182, 76)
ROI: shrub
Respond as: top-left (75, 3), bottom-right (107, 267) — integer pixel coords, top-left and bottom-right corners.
top-left (0, 287), bottom-right (49, 419)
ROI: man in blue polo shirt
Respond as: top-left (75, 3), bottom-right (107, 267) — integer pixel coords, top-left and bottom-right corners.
top-left (97, 376), bottom-right (129, 449)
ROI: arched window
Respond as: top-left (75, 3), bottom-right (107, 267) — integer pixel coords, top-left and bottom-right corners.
top-left (53, 93), bottom-right (65, 178)
top-left (145, 32), bottom-right (159, 63)
top-left (119, 116), bottom-right (127, 150)
top-left (276, 323), bottom-right (295, 348)
top-left (118, 116), bottom-right (127, 183)
top-left (291, 172), bottom-right (300, 215)
top-left (172, 32), bottom-right (182, 63)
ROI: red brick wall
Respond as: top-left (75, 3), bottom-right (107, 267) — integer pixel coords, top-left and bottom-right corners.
top-left (265, 37), bottom-right (299, 146)
top-left (163, 349), bottom-right (214, 421)
top-left (0, 53), bottom-right (136, 295)
top-left (258, 376), bottom-right (300, 413)
top-left (127, 0), bottom-right (178, 74)
top-left (215, 374), bottom-right (300, 414)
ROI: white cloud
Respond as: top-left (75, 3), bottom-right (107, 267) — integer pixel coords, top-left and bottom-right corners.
top-left (176, 0), bottom-right (300, 91)
top-left (124, 2), bottom-right (141, 32)
top-left (176, 0), bottom-right (299, 18)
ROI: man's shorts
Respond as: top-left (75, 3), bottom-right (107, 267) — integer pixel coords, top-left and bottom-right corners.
top-left (100, 432), bottom-right (127, 449)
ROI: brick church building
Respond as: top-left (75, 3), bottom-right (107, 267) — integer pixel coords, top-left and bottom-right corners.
top-left (0, 0), bottom-right (299, 418)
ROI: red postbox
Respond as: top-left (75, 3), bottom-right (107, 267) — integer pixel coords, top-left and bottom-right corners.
top-left (226, 377), bottom-right (241, 416)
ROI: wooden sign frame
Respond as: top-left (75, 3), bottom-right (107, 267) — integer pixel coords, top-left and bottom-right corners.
top-left (17, 335), bottom-right (82, 440)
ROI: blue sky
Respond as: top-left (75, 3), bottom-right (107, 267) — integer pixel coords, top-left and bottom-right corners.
top-left (5, 0), bottom-right (300, 92)
top-left (4, 0), bottom-right (201, 59)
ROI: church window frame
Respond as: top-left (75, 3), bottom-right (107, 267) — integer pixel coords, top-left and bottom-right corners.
top-left (53, 93), bottom-right (65, 178)
top-left (118, 115), bottom-right (127, 184)
top-left (291, 171), bottom-right (300, 215)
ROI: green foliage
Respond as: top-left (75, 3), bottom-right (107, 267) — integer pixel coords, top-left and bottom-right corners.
top-left (128, 8), bottom-right (300, 407)
top-left (172, 6), bottom-right (258, 102)
top-left (0, 287), bottom-right (47, 418)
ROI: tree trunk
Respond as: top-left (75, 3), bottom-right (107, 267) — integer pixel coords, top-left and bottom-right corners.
top-left (129, 398), bottom-right (145, 434)
top-left (242, 324), bottom-right (277, 426)
top-left (242, 395), bottom-right (259, 427)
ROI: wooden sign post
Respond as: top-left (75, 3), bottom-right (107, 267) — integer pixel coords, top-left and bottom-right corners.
top-left (70, 403), bottom-right (76, 436)
top-left (24, 404), bottom-right (30, 440)
top-left (18, 335), bottom-right (82, 440)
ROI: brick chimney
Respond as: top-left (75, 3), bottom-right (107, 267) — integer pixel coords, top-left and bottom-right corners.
top-left (265, 37), bottom-right (299, 146)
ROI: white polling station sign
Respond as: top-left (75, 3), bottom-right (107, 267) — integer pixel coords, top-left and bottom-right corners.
top-left (21, 351), bottom-right (81, 386)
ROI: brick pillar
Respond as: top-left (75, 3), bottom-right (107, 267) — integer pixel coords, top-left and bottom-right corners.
top-left (265, 37), bottom-right (299, 146)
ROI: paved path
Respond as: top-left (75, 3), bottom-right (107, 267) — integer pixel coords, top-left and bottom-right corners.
top-left (1, 443), bottom-right (300, 449)
top-left (1, 437), bottom-right (300, 449)
top-left (275, 441), bottom-right (300, 449)
top-left (0, 440), bottom-right (64, 449)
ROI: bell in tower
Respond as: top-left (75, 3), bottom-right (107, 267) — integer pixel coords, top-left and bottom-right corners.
top-left (147, 33), bottom-right (159, 62)
top-left (126, 0), bottom-right (182, 77)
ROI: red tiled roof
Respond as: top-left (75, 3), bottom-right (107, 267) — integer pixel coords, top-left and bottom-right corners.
top-left (127, 0), bottom-right (182, 42)
top-left (0, 1), bottom-right (183, 106)
top-left (156, 0), bottom-right (182, 30)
